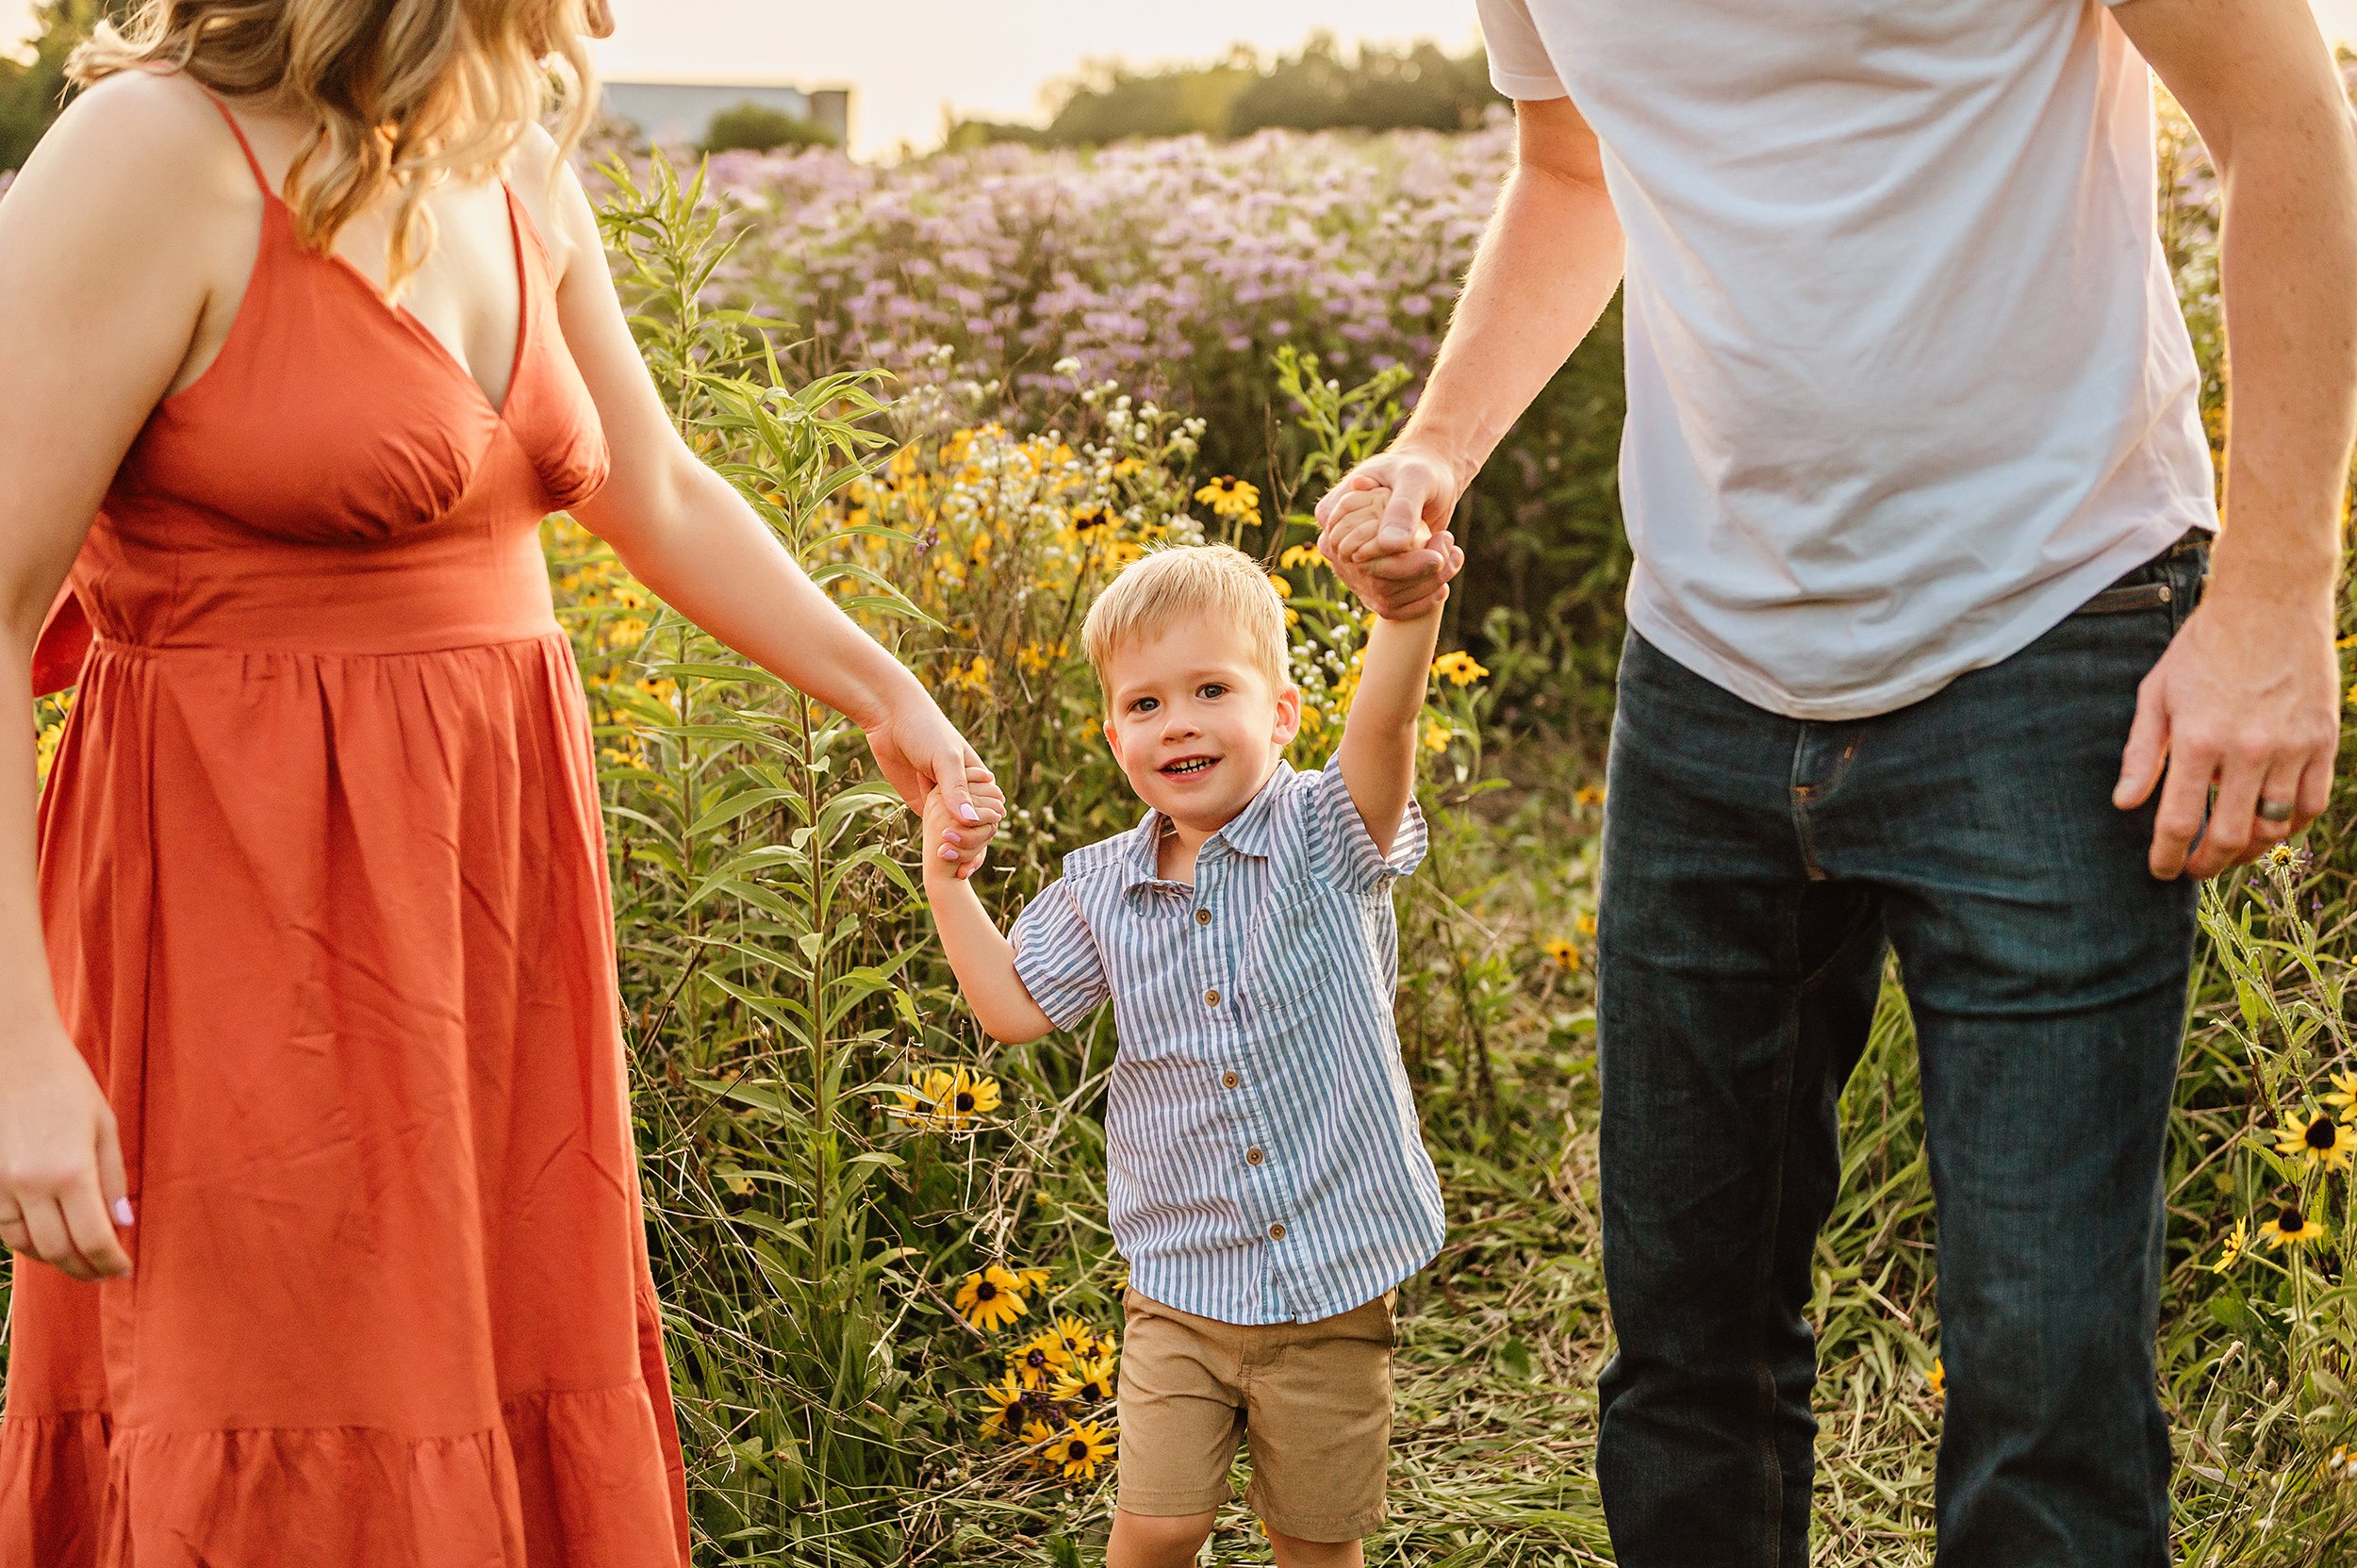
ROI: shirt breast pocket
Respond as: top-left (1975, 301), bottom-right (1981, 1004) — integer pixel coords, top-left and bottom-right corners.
top-left (1241, 883), bottom-right (1343, 1028)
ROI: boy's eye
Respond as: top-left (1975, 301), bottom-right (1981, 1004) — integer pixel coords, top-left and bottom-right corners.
top-left (1130, 697), bottom-right (1158, 714)
top-left (1198, 684), bottom-right (1226, 701)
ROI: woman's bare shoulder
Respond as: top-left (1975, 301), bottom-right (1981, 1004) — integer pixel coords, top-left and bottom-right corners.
top-left (8, 69), bottom-right (257, 245)
top-left (506, 121), bottom-right (599, 279)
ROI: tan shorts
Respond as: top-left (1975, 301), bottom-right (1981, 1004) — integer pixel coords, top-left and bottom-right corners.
top-left (1114, 1286), bottom-right (1396, 1543)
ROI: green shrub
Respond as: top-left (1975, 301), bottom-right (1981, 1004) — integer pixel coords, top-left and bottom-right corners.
top-left (701, 101), bottom-right (838, 156)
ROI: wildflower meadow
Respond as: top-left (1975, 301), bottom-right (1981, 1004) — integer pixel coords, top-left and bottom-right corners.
top-left (9, 84), bottom-right (2357, 1568)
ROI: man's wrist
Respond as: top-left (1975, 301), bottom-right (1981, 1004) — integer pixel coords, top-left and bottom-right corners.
top-left (1391, 426), bottom-right (1482, 499)
top-left (2203, 529), bottom-right (2340, 620)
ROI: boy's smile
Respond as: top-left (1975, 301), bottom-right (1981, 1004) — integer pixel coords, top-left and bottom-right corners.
top-left (1101, 620), bottom-right (1300, 858)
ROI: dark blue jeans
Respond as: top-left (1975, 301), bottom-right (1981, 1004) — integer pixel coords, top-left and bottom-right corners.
top-left (1594, 539), bottom-right (2208, 1568)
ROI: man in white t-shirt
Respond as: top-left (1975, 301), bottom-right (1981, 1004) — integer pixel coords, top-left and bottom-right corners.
top-left (1314, 0), bottom-right (2354, 1562)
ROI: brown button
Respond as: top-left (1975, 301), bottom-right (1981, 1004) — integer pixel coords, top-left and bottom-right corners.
top-left (1221, 1070), bottom-right (1240, 1089)
top-left (1246, 1147), bottom-right (1265, 1166)
top-left (1204, 989), bottom-right (1220, 1008)
top-left (1195, 908), bottom-right (1212, 926)
top-left (1267, 1222), bottom-right (1287, 1241)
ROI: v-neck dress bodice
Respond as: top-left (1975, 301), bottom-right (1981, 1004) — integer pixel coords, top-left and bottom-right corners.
top-left (0, 94), bottom-right (690, 1568)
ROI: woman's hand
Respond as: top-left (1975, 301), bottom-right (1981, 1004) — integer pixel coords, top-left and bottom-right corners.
top-left (0, 1022), bottom-right (132, 1281)
top-left (925, 766), bottom-right (1009, 882)
top-left (863, 692), bottom-right (1004, 868)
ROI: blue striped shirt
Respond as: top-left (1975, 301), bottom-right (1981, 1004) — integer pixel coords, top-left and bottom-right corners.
top-left (1009, 756), bottom-right (1446, 1326)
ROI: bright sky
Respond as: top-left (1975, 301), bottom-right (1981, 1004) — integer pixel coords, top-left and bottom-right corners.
top-left (7, 0), bottom-right (2356, 157)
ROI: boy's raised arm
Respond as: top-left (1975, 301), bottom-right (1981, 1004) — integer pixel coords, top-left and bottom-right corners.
top-left (1334, 488), bottom-right (1444, 859)
top-left (921, 787), bottom-right (1057, 1045)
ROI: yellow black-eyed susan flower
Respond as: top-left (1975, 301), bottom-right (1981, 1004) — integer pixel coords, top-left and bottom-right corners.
top-left (2323, 1071), bottom-right (2357, 1113)
top-left (1195, 477), bottom-right (1261, 521)
top-left (1423, 721), bottom-right (1452, 753)
top-left (1009, 1328), bottom-right (1074, 1385)
top-left (1267, 573), bottom-right (1293, 601)
top-left (2274, 1108), bottom-right (2357, 1173)
top-left (1054, 1354), bottom-right (1118, 1404)
top-left (1574, 784), bottom-right (1607, 808)
top-left (1925, 1358), bottom-right (1945, 1399)
top-left (1047, 1314), bottom-right (1099, 1361)
top-left (955, 1265), bottom-right (1030, 1331)
top-left (1017, 1267), bottom-right (1053, 1296)
top-left (1431, 651), bottom-right (1490, 686)
top-left (1018, 1416), bottom-right (1059, 1471)
top-left (892, 1065), bottom-right (1002, 1131)
top-left (1575, 911), bottom-right (1598, 938)
top-left (2208, 1218), bottom-right (2248, 1274)
top-left (1054, 1419), bottom-right (1116, 1480)
top-left (2260, 1204), bottom-right (2329, 1248)
top-left (1541, 938), bottom-right (1579, 972)
top-left (1279, 543), bottom-right (1324, 570)
top-left (979, 1371), bottom-right (1030, 1440)
top-left (1071, 503), bottom-right (1114, 533)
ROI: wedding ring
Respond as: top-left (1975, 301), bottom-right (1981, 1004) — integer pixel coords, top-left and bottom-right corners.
top-left (2257, 799), bottom-right (2295, 824)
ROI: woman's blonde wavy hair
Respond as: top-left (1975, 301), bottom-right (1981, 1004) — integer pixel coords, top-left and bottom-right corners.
top-left (69, 0), bottom-right (599, 294)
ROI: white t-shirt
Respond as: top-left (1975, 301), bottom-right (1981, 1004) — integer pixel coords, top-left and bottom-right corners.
top-left (1475, 0), bottom-right (2217, 720)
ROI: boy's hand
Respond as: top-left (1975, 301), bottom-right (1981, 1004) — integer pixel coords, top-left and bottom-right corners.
top-left (1314, 455), bottom-right (1466, 620)
top-left (1325, 483), bottom-right (1395, 554)
top-left (926, 767), bottom-right (1006, 882)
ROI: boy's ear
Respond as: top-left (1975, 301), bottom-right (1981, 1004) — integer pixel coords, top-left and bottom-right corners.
top-left (1272, 685), bottom-right (1302, 749)
top-left (1103, 716), bottom-right (1124, 766)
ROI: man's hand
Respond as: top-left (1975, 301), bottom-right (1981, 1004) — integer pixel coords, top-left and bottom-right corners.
top-left (1312, 446), bottom-right (1469, 619)
top-left (2114, 586), bottom-right (2340, 879)
top-left (2106, 0), bottom-right (2357, 877)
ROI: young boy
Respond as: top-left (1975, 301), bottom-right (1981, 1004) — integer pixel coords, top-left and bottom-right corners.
top-left (919, 506), bottom-right (1446, 1568)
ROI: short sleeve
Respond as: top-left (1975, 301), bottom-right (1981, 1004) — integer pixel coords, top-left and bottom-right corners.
top-left (1310, 753), bottom-right (1429, 893)
top-left (1475, 0), bottom-right (1569, 100)
top-left (1008, 878), bottom-right (1111, 1031)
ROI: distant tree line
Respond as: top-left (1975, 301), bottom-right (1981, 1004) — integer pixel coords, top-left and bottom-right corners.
top-left (946, 33), bottom-right (1501, 152)
top-left (0, 0), bottom-right (132, 172)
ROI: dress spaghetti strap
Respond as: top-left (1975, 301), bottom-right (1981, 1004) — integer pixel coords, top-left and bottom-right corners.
top-left (203, 91), bottom-right (271, 193)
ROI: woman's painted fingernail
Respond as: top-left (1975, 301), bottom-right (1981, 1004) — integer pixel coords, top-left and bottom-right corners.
top-left (113, 1198), bottom-right (134, 1227)
top-left (958, 802), bottom-right (982, 825)
top-left (940, 846), bottom-right (960, 861)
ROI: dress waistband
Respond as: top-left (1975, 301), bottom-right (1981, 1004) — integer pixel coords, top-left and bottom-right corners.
top-left (73, 526), bottom-right (565, 659)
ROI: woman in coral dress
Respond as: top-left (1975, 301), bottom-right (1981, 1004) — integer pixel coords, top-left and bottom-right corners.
top-left (0, 2), bottom-right (1000, 1562)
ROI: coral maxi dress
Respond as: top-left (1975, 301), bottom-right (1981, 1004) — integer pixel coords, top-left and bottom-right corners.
top-left (0, 99), bottom-right (691, 1565)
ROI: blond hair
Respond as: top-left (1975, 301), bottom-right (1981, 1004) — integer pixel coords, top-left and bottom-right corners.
top-left (71, 0), bottom-right (598, 295)
top-left (1083, 544), bottom-right (1289, 693)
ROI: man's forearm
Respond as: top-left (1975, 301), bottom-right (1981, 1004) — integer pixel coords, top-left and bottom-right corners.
top-left (2207, 110), bottom-right (2357, 609)
top-left (1401, 148), bottom-right (1625, 487)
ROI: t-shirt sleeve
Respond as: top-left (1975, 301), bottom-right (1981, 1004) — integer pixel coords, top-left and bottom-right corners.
top-left (1008, 877), bottom-right (1111, 1031)
top-left (1310, 752), bottom-right (1430, 893)
top-left (1475, 0), bottom-right (1569, 100)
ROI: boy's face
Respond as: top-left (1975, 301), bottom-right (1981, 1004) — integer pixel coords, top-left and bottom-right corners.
top-left (1100, 619), bottom-right (1300, 834)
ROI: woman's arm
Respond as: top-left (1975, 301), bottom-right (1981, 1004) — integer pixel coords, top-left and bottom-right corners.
top-left (0, 74), bottom-right (245, 1280)
top-left (1332, 490), bottom-right (1443, 858)
top-left (530, 143), bottom-right (998, 837)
